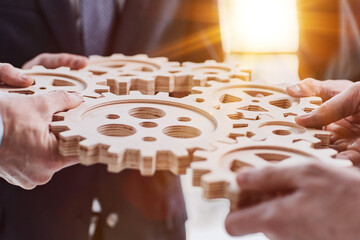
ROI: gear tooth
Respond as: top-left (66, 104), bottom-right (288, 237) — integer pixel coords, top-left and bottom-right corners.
top-left (191, 160), bottom-right (212, 171)
top-left (167, 61), bottom-right (180, 67)
top-left (204, 60), bottom-right (217, 65)
top-left (191, 86), bottom-right (204, 93)
top-left (88, 55), bottom-right (102, 60)
top-left (55, 66), bottom-right (70, 72)
top-left (129, 91), bottom-right (142, 96)
top-left (59, 130), bottom-right (80, 139)
top-left (155, 92), bottom-right (169, 97)
top-left (181, 61), bottom-right (192, 67)
top-left (31, 65), bottom-right (46, 71)
top-left (101, 92), bottom-right (117, 98)
top-left (79, 138), bottom-right (99, 149)
top-left (110, 53), bottom-right (124, 58)
top-left (316, 148), bottom-right (338, 157)
top-left (293, 140), bottom-right (313, 148)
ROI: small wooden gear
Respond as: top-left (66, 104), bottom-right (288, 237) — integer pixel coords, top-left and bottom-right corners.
top-left (50, 91), bottom-right (235, 176)
top-left (85, 54), bottom-right (191, 95)
top-left (191, 138), bottom-right (352, 209)
top-left (189, 79), bottom-right (322, 120)
top-left (182, 60), bottom-right (251, 86)
top-left (0, 66), bottom-right (108, 98)
top-left (169, 60), bottom-right (251, 98)
top-left (228, 114), bottom-right (331, 149)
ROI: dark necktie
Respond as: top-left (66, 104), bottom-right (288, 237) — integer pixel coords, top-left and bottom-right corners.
top-left (81, 0), bottom-right (115, 56)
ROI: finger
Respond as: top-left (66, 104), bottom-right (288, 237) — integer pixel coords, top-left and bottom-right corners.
top-left (336, 150), bottom-right (360, 166)
top-left (286, 78), bottom-right (322, 98)
top-left (286, 79), bottom-right (352, 101)
top-left (38, 91), bottom-right (83, 115)
top-left (22, 53), bottom-right (88, 70)
top-left (295, 82), bottom-right (360, 128)
top-left (225, 196), bottom-right (292, 236)
top-left (236, 165), bottom-right (300, 192)
top-left (0, 63), bottom-right (34, 87)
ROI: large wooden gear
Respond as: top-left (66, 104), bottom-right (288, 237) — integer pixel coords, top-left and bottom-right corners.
top-left (191, 138), bottom-right (353, 209)
top-left (189, 79), bottom-right (322, 120)
top-left (50, 91), bottom-right (235, 176)
top-left (0, 66), bottom-right (108, 98)
top-left (85, 54), bottom-right (191, 95)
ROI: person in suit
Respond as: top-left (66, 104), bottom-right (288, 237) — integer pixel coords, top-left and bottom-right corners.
top-left (0, 0), bottom-right (224, 239)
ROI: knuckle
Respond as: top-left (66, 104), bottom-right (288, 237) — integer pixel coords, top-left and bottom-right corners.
top-left (0, 63), bottom-right (13, 74)
top-left (299, 162), bottom-right (325, 176)
top-left (31, 172), bottom-right (52, 186)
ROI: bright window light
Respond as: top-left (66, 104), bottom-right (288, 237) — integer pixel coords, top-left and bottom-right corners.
top-left (220, 0), bottom-right (299, 53)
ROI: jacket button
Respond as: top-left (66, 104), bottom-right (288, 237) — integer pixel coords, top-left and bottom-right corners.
top-left (106, 213), bottom-right (119, 228)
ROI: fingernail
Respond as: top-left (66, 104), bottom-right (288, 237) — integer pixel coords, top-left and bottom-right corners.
top-left (288, 84), bottom-right (302, 95)
top-left (20, 74), bottom-right (33, 83)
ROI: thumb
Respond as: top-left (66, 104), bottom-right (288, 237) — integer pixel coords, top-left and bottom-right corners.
top-left (41, 90), bottom-right (83, 115)
top-left (295, 82), bottom-right (360, 128)
top-left (0, 63), bottom-right (34, 87)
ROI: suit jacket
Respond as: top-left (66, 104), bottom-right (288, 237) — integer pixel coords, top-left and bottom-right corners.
top-left (0, 0), bottom-right (223, 239)
top-left (298, 0), bottom-right (360, 81)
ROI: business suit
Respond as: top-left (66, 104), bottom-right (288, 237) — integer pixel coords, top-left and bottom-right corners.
top-left (298, 0), bottom-right (360, 81)
top-left (0, 0), bottom-right (224, 239)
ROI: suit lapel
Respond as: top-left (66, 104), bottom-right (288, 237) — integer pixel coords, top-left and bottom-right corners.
top-left (37, 0), bottom-right (83, 54)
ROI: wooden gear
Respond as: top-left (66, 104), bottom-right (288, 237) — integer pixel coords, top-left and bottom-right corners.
top-left (227, 114), bottom-right (331, 149)
top-left (0, 66), bottom-right (109, 98)
top-left (170, 60), bottom-right (251, 97)
top-left (191, 138), bottom-right (352, 209)
top-left (50, 91), bottom-right (236, 176)
top-left (85, 54), bottom-right (251, 97)
top-left (85, 54), bottom-right (191, 95)
top-left (189, 79), bottom-right (322, 120)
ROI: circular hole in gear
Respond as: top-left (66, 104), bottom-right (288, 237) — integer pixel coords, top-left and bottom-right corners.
top-left (106, 114), bottom-right (120, 120)
top-left (272, 129), bottom-right (291, 136)
top-left (163, 125), bottom-right (201, 139)
top-left (143, 137), bottom-right (156, 142)
top-left (139, 122), bottom-right (158, 128)
top-left (177, 117), bottom-right (191, 122)
top-left (129, 107), bottom-right (166, 119)
top-left (98, 124), bottom-right (136, 137)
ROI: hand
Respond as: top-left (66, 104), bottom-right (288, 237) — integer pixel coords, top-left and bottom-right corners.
top-left (0, 91), bottom-right (83, 189)
top-left (0, 63), bottom-right (34, 87)
top-left (287, 79), bottom-right (360, 165)
top-left (225, 163), bottom-right (360, 240)
top-left (22, 53), bottom-right (87, 70)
